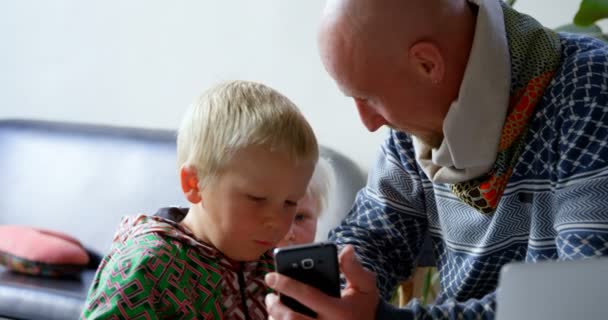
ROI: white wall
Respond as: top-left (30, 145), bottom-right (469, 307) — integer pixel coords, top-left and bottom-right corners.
top-left (0, 0), bottom-right (597, 172)
top-left (514, 0), bottom-right (579, 28)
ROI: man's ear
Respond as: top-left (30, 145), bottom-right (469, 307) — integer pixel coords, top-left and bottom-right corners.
top-left (409, 41), bottom-right (445, 85)
top-left (180, 165), bottom-right (202, 204)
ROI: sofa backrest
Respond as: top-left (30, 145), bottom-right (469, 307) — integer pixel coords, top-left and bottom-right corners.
top-left (0, 119), bottom-right (366, 254)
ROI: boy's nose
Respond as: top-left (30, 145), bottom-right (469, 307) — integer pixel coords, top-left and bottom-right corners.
top-left (262, 210), bottom-right (282, 230)
top-left (263, 219), bottom-right (278, 229)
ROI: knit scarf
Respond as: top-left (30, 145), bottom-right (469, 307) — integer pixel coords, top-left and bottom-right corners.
top-left (452, 3), bottom-right (561, 214)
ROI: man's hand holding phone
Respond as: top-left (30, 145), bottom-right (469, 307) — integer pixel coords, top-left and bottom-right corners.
top-left (267, 244), bottom-right (380, 320)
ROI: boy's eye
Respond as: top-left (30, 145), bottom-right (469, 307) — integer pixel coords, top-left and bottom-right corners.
top-left (247, 195), bottom-right (266, 202)
top-left (294, 212), bottom-right (313, 222)
top-left (284, 200), bottom-right (298, 208)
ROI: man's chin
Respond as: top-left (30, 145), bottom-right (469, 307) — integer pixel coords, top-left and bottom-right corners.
top-left (385, 125), bottom-right (443, 149)
top-left (415, 136), bottom-right (443, 149)
top-left (412, 133), bottom-right (444, 149)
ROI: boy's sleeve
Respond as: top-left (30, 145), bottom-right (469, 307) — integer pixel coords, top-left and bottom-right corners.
top-left (81, 239), bottom-right (164, 320)
top-left (330, 131), bottom-right (430, 300)
top-left (82, 232), bottom-right (224, 319)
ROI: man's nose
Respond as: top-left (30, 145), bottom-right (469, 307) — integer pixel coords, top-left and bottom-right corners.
top-left (355, 98), bottom-right (387, 132)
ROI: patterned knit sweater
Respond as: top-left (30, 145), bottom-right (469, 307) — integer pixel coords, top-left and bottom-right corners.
top-left (81, 208), bottom-right (273, 320)
top-left (331, 33), bottom-right (608, 319)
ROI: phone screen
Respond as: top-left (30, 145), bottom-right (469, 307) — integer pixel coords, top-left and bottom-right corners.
top-left (273, 242), bottom-right (341, 318)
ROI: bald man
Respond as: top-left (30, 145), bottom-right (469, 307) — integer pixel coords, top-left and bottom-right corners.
top-left (266, 0), bottom-right (608, 319)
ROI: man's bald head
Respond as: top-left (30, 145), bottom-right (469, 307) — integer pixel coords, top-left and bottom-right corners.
top-left (319, 0), bottom-right (461, 63)
top-left (317, 0), bottom-right (476, 143)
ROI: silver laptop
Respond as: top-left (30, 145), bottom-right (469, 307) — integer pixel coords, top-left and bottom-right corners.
top-left (496, 258), bottom-right (608, 320)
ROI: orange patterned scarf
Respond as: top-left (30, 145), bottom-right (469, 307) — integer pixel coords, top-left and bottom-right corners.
top-left (451, 3), bottom-right (562, 214)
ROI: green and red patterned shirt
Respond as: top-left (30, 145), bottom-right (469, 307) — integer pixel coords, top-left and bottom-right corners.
top-left (81, 208), bottom-right (274, 320)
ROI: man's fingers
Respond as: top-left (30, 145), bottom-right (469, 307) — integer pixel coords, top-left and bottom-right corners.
top-left (265, 293), bottom-right (310, 320)
top-left (265, 272), bottom-right (340, 316)
top-left (339, 245), bottom-right (377, 293)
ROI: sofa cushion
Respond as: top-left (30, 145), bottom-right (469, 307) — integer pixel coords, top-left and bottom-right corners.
top-left (0, 226), bottom-right (89, 277)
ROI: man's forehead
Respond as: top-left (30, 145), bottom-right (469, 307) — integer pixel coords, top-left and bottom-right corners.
top-left (323, 44), bottom-right (376, 100)
top-left (320, 46), bottom-right (363, 98)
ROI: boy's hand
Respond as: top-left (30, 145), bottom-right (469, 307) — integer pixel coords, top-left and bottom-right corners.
top-left (265, 245), bottom-right (380, 320)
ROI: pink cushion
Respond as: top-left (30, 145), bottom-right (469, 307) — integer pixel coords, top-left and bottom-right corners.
top-left (0, 225), bottom-right (89, 277)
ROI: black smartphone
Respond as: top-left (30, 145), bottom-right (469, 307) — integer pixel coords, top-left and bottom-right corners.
top-left (273, 242), bottom-right (341, 318)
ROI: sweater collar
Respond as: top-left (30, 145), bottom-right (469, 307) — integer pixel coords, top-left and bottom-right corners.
top-left (413, 0), bottom-right (511, 183)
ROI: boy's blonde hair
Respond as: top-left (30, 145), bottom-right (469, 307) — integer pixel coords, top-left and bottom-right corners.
top-left (177, 80), bottom-right (318, 187)
top-left (307, 157), bottom-right (335, 217)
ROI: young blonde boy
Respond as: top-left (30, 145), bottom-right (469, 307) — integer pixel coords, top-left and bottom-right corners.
top-left (278, 157), bottom-right (335, 247)
top-left (81, 80), bottom-right (318, 319)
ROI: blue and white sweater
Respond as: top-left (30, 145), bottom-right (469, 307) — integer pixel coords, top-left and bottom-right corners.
top-left (330, 34), bottom-right (608, 319)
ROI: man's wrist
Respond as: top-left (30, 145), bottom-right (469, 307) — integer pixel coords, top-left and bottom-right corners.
top-left (374, 300), bottom-right (414, 320)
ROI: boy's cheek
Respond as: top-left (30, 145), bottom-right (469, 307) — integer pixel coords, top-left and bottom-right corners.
top-left (279, 216), bottom-right (295, 235)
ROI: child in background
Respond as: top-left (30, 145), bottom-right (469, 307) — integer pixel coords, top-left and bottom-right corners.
top-left (81, 80), bottom-right (318, 319)
top-left (277, 157), bottom-right (335, 247)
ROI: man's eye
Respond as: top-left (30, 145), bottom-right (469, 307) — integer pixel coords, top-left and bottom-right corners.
top-left (294, 213), bottom-right (305, 221)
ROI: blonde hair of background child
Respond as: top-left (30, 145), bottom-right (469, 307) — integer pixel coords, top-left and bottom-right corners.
top-left (306, 157), bottom-right (335, 218)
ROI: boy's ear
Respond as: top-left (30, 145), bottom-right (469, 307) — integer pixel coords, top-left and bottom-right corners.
top-left (180, 165), bottom-right (202, 204)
